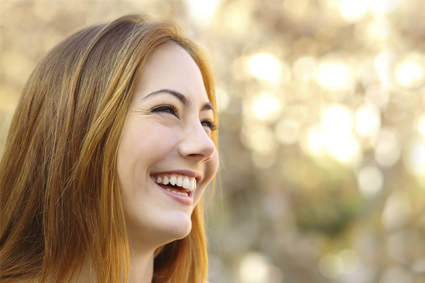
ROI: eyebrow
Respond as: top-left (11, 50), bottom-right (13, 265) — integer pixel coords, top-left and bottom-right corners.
top-left (143, 88), bottom-right (214, 112)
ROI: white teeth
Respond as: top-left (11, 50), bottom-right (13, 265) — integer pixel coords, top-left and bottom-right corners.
top-left (182, 177), bottom-right (190, 190)
top-left (170, 175), bottom-right (177, 186)
top-left (177, 176), bottom-right (183, 187)
top-left (152, 174), bottom-right (197, 192)
top-left (166, 188), bottom-right (188, 196)
top-left (162, 176), bottom-right (169, 185)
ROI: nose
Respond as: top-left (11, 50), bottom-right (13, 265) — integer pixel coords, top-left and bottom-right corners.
top-left (179, 121), bottom-right (216, 162)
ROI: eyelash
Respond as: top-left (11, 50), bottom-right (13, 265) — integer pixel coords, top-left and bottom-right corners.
top-left (152, 105), bottom-right (178, 117)
top-left (201, 120), bottom-right (217, 131)
top-left (151, 105), bottom-right (217, 131)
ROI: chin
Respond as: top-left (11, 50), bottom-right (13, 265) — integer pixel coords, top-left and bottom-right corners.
top-left (161, 212), bottom-right (193, 241)
top-left (137, 211), bottom-right (194, 249)
top-left (123, 210), bottom-right (194, 252)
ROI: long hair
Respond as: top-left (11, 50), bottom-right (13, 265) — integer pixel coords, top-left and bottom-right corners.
top-left (0, 14), bottom-right (217, 283)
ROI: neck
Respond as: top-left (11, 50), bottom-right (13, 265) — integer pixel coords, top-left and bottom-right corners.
top-left (128, 249), bottom-right (155, 283)
top-left (77, 248), bottom-right (155, 283)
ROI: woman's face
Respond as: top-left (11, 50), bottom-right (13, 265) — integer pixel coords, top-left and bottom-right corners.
top-left (117, 44), bottom-right (219, 249)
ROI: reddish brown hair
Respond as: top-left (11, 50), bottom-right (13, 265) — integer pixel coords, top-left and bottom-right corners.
top-left (0, 14), bottom-right (217, 283)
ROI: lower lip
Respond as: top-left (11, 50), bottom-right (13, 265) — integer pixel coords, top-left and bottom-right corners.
top-left (153, 181), bottom-right (193, 206)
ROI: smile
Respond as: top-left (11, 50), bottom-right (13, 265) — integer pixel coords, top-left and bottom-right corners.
top-left (151, 174), bottom-right (197, 197)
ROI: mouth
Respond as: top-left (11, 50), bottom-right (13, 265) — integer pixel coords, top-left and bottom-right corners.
top-left (150, 172), bottom-right (198, 198)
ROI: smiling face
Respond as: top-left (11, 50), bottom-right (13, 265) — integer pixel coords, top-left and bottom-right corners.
top-left (117, 44), bottom-right (219, 251)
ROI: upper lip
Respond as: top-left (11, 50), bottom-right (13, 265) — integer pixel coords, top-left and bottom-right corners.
top-left (150, 169), bottom-right (202, 184)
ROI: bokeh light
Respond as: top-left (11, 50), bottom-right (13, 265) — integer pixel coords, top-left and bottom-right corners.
top-left (320, 104), bottom-right (361, 163)
top-left (317, 58), bottom-right (354, 92)
top-left (319, 249), bottom-right (360, 278)
top-left (355, 103), bottom-right (381, 142)
top-left (241, 122), bottom-right (277, 155)
top-left (319, 253), bottom-right (344, 278)
top-left (239, 252), bottom-right (282, 283)
top-left (246, 53), bottom-right (283, 84)
top-left (404, 137), bottom-right (425, 178)
top-left (374, 51), bottom-right (397, 90)
top-left (292, 56), bottom-right (318, 82)
top-left (217, 88), bottom-right (230, 112)
top-left (339, 0), bottom-right (368, 23)
top-left (382, 191), bottom-right (411, 230)
top-left (374, 129), bottom-right (401, 167)
top-left (365, 84), bottom-right (390, 109)
top-left (393, 53), bottom-right (425, 89)
top-left (357, 166), bottom-right (384, 197)
top-left (369, 0), bottom-right (400, 15)
top-left (301, 124), bottom-right (327, 157)
top-left (186, 0), bottom-right (221, 28)
top-left (275, 118), bottom-right (300, 145)
top-left (239, 252), bottom-right (269, 283)
top-left (250, 93), bottom-right (282, 123)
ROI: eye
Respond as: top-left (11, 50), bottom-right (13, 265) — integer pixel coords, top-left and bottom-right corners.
top-left (201, 120), bottom-right (217, 131)
top-left (151, 105), bottom-right (179, 118)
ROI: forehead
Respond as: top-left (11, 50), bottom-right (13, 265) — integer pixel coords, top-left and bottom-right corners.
top-left (135, 44), bottom-right (209, 102)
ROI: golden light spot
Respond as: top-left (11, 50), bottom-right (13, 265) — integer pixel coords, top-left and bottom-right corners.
top-left (241, 122), bottom-right (277, 155)
top-left (403, 137), bottom-right (425, 178)
top-left (275, 119), bottom-right (300, 145)
top-left (355, 103), bottom-right (381, 138)
top-left (246, 53), bottom-right (283, 84)
top-left (239, 252), bottom-right (271, 283)
top-left (374, 129), bottom-right (400, 167)
top-left (339, 0), bottom-right (368, 23)
top-left (186, 0), bottom-right (221, 28)
top-left (320, 104), bottom-right (361, 163)
top-left (317, 59), bottom-right (354, 91)
top-left (369, 0), bottom-right (400, 15)
top-left (357, 166), bottom-right (384, 197)
top-left (394, 54), bottom-right (425, 89)
top-left (251, 94), bottom-right (282, 123)
top-left (382, 191), bottom-right (412, 230)
top-left (301, 124), bottom-right (326, 157)
top-left (292, 56), bottom-right (318, 82)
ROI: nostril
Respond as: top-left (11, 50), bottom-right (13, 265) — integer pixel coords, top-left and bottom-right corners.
top-left (179, 125), bottom-right (216, 160)
top-left (188, 153), bottom-right (212, 162)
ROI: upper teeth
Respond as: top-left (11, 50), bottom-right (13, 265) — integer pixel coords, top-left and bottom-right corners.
top-left (152, 174), bottom-right (197, 192)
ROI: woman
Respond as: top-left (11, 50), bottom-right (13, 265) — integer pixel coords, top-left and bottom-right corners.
top-left (0, 14), bottom-right (219, 283)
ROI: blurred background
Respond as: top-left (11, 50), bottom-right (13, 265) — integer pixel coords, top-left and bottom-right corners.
top-left (1, 0), bottom-right (424, 282)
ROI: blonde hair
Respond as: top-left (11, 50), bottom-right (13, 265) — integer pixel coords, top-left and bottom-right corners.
top-left (0, 14), bottom-right (217, 283)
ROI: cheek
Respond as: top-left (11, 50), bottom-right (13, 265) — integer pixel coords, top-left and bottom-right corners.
top-left (195, 150), bottom-right (219, 203)
top-left (121, 120), bottom-right (175, 156)
top-left (205, 149), bottom-right (219, 182)
top-left (117, 121), bottom-right (175, 184)
top-left (193, 150), bottom-right (219, 205)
